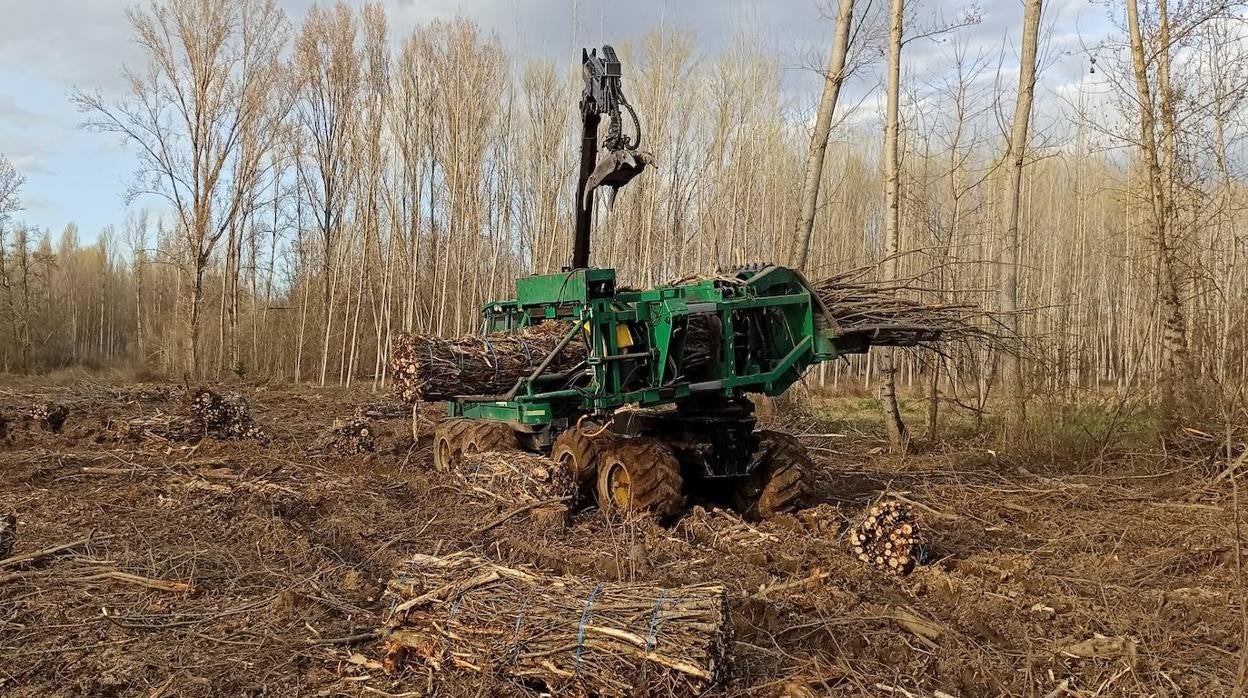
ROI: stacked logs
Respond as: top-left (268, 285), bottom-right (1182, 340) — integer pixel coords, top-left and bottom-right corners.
top-left (190, 389), bottom-right (268, 441)
top-left (314, 418), bottom-right (376, 455)
top-left (848, 500), bottom-right (924, 576)
top-left (391, 322), bottom-right (588, 403)
top-left (28, 402), bottom-right (70, 433)
top-left (382, 552), bottom-right (730, 696)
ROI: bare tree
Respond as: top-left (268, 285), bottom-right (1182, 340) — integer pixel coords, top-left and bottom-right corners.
top-left (1000, 0), bottom-right (1043, 426)
top-left (75, 0), bottom-right (288, 377)
top-left (1125, 0), bottom-right (1189, 419)
top-left (0, 155), bottom-right (23, 227)
top-left (879, 0), bottom-right (908, 453)
top-left (792, 0), bottom-right (857, 270)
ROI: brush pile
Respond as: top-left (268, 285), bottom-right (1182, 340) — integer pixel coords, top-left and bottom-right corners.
top-left (382, 552), bottom-right (730, 696)
top-left (190, 389), bottom-right (268, 441)
top-left (848, 500), bottom-right (924, 576)
top-left (812, 270), bottom-right (995, 348)
top-left (313, 418), bottom-right (376, 455)
top-left (391, 322), bottom-right (589, 403)
top-left (457, 451), bottom-right (578, 509)
top-left (28, 402), bottom-right (69, 433)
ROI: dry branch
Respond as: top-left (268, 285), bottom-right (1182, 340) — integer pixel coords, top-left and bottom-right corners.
top-left (0, 536), bottom-right (93, 570)
top-left (72, 570), bottom-right (195, 593)
top-left (812, 269), bottom-right (999, 349)
top-left (382, 552), bottom-right (730, 696)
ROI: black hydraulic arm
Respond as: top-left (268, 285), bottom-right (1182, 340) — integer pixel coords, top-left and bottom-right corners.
top-left (571, 45), bottom-right (648, 269)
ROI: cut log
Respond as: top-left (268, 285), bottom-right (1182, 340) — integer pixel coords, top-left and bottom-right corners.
top-left (381, 552), bottom-right (730, 696)
top-left (391, 322), bottom-right (588, 403)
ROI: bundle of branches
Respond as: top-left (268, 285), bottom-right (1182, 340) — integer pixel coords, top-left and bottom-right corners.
top-left (27, 402), bottom-right (69, 433)
top-left (190, 389), bottom-right (268, 441)
top-left (848, 500), bottom-right (925, 576)
top-left (812, 269), bottom-right (997, 349)
top-left (116, 414), bottom-right (203, 442)
top-left (312, 418), bottom-right (376, 455)
top-left (391, 322), bottom-right (588, 403)
top-left (457, 451), bottom-right (578, 513)
top-left (382, 552), bottom-right (730, 696)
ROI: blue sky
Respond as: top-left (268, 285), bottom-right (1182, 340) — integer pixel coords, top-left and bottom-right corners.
top-left (0, 0), bottom-right (1112, 241)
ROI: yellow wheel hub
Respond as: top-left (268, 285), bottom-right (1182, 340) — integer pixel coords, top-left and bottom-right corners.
top-left (607, 462), bottom-right (631, 508)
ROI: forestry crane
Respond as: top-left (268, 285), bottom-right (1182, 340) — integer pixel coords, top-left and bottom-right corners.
top-left (414, 45), bottom-right (874, 519)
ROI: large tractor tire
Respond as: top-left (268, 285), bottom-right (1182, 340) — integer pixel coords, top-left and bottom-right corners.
top-left (596, 438), bottom-right (684, 519)
top-left (552, 427), bottom-right (614, 489)
top-left (432, 419), bottom-right (518, 471)
top-left (735, 430), bottom-right (811, 520)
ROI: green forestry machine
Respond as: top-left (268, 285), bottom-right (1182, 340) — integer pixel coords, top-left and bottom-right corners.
top-left (426, 46), bottom-right (872, 520)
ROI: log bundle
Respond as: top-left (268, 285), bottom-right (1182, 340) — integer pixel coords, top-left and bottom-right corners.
top-left (382, 552), bottom-right (730, 696)
top-left (28, 402), bottom-right (70, 433)
top-left (190, 389), bottom-right (268, 441)
top-left (313, 418), bottom-right (376, 455)
top-left (391, 322), bottom-right (587, 403)
top-left (848, 500), bottom-right (924, 576)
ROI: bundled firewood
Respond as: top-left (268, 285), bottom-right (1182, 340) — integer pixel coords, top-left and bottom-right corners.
top-left (190, 388), bottom-right (268, 441)
top-left (812, 269), bottom-right (996, 349)
top-left (382, 552), bottom-right (730, 696)
top-left (848, 500), bottom-right (925, 576)
top-left (28, 402), bottom-right (69, 433)
top-left (312, 418), bottom-right (376, 455)
top-left (116, 414), bottom-right (203, 442)
top-left (390, 322), bottom-right (588, 403)
top-left (457, 451), bottom-right (578, 510)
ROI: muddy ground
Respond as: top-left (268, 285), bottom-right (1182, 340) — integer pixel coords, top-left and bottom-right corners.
top-left (0, 380), bottom-right (1244, 696)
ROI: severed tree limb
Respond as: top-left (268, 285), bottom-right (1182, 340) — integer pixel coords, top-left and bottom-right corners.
top-left (0, 536), bottom-right (95, 570)
top-left (71, 570), bottom-right (195, 593)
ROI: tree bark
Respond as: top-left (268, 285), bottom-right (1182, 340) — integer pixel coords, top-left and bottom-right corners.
top-left (879, 0), bottom-right (908, 453)
top-left (1001, 0), bottom-right (1042, 428)
top-left (1125, 0), bottom-right (1188, 420)
top-left (791, 0), bottom-right (856, 271)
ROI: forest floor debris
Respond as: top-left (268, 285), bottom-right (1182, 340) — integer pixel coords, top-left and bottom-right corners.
top-left (0, 380), bottom-right (1243, 696)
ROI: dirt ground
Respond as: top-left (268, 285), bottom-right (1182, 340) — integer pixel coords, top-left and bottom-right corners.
top-left (0, 380), bottom-right (1244, 697)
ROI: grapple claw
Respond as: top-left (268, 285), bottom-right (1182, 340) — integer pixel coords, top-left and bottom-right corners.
top-left (583, 148), bottom-right (655, 209)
